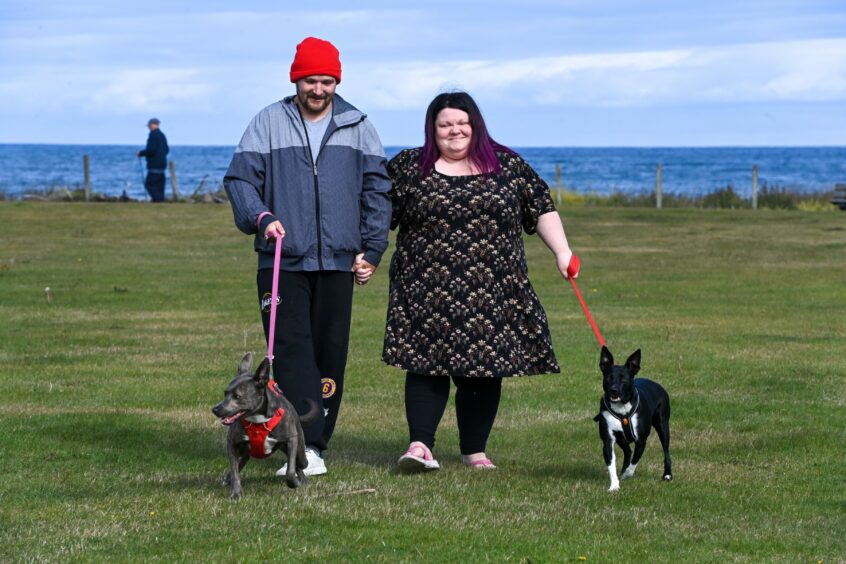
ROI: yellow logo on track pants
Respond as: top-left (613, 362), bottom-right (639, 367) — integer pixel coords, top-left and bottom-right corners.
top-left (321, 378), bottom-right (336, 399)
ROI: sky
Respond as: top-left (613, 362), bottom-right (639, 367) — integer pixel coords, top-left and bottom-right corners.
top-left (1, 0), bottom-right (845, 147)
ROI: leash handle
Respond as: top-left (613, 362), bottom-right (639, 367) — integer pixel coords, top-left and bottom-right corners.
top-left (266, 233), bottom-right (283, 371)
top-left (566, 255), bottom-right (605, 347)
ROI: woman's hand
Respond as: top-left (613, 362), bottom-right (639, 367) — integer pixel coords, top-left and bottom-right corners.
top-left (556, 251), bottom-right (579, 279)
top-left (352, 253), bottom-right (377, 285)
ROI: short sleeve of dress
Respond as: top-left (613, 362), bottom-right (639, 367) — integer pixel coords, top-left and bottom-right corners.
top-left (387, 149), bottom-right (417, 231)
top-left (515, 155), bottom-right (557, 234)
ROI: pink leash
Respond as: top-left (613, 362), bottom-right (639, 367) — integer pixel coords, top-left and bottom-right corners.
top-left (565, 255), bottom-right (606, 348)
top-left (266, 234), bottom-right (283, 373)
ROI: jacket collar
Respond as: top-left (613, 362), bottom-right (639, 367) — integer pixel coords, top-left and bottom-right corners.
top-left (281, 93), bottom-right (365, 129)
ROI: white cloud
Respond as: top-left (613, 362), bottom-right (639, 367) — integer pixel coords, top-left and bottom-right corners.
top-left (346, 49), bottom-right (691, 109)
top-left (0, 66), bottom-right (217, 115)
top-left (4, 37), bottom-right (844, 119)
top-left (343, 38), bottom-right (846, 109)
top-left (1, 0), bottom-right (844, 145)
top-left (89, 69), bottom-right (215, 112)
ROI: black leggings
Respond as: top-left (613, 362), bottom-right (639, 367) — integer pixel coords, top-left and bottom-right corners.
top-left (405, 372), bottom-right (503, 455)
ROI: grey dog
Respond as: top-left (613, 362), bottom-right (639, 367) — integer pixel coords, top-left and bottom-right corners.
top-left (211, 352), bottom-right (319, 499)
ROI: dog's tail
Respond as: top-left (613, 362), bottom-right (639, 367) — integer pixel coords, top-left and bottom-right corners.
top-left (299, 398), bottom-right (321, 426)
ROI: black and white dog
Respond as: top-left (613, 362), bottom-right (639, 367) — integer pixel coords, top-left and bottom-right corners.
top-left (594, 346), bottom-right (672, 491)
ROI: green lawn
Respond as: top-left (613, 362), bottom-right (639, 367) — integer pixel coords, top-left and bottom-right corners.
top-left (1, 201), bottom-right (844, 562)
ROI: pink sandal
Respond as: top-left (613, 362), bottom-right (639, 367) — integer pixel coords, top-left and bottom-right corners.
top-left (463, 456), bottom-right (496, 469)
top-left (398, 441), bottom-right (440, 472)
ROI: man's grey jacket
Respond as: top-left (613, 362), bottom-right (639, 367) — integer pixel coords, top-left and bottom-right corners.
top-left (224, 94), bottom-right (391, 271)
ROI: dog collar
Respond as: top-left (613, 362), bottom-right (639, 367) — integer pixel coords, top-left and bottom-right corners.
top-left (603, 389), bottom-right (640, 443)
top-left (268, 380), bottom-right (283, 397)
top-left (243, 381), bottom-right (283, 423)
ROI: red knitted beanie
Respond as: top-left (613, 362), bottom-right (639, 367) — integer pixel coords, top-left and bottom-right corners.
top-left (290, 37), bottom-right (342, 84)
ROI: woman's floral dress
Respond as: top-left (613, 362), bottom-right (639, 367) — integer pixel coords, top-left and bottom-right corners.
top-left (382, 148), bottom-right (560, 378)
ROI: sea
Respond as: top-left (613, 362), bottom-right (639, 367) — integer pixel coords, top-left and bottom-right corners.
top-left (0, 144), bottom-right (843, 201)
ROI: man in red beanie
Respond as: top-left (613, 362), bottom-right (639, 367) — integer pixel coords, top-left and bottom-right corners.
top-left (224, 37), bottom-right (391, 478)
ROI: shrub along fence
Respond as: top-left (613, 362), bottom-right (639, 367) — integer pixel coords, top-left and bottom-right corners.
top-left (548, 163), bottom-right (841, 211)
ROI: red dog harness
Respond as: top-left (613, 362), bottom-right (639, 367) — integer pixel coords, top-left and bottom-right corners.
top-left (241, 381), bottom-right (285, 459)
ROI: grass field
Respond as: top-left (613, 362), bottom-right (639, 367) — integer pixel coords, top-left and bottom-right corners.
top-left (1, 201), bottom-right (844, 562)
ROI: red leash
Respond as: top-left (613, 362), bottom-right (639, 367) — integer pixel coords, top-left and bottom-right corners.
top-left (566, 255), bottom-right (606, 347)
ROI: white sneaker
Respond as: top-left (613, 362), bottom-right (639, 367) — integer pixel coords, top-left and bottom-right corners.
top-left (276, 447), bottom-right (327, 477)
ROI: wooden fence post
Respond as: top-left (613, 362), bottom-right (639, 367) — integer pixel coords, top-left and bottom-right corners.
top-left (169, 160), bottom-right (181, 201)
top-left (752, 164), bottom-right (758, 210)
top-left (655, 164), bottom-right (663, 209)
top-left (83, 154), bottom-right (91, 201)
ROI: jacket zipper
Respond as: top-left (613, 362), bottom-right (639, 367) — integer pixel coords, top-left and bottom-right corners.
top-left (296, 101), bottom-right (367, 270)
top-left (299, 111), bottom-right (324, 270)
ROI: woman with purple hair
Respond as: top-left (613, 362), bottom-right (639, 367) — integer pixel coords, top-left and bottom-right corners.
top-left (383, 91), bottom-right (580, 472)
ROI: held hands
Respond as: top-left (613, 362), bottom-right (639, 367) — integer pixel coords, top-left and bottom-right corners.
top-left (557, 251), bottom-right (580, 279)
top-left (262, 221), bottom-right (373, 284)
top-left (264, 221), bottom-right (286, 240)
top-left (352, 253), bottom-right (376, 286)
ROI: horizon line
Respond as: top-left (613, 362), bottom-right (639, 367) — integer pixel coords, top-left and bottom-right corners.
top-left (1, 142), bottom-right (845, 150)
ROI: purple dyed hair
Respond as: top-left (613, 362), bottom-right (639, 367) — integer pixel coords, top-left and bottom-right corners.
top-left (418, 91), bottom-right (515, 178)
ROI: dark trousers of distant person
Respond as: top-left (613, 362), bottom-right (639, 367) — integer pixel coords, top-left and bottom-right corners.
top-left (145, 171), bottom-right (166, 202)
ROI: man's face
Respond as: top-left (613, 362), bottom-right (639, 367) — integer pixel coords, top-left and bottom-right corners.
top-left (148, 123), bottom-right (159, 132)
top-left (295, 75), bottom-right (337, 118)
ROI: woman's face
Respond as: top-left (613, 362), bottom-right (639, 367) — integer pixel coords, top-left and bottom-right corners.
top-left (434, 108), bottom-right (472, 160)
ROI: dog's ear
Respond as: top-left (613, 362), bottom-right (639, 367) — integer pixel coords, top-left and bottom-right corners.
top-left (599, 346), bottom-right (614, 373)
top-left (238, 352), bottom-right (254, 375)
top-left (625, 349), bottom-right (641, 376)
top-left (255, 357), bottom-right (271, 386)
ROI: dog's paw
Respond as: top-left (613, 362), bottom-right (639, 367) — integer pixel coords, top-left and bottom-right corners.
top-left (621, 465), bottom-right (637, 480)
top-left (285, 477), bottom-right (302, 489)
top-left (229, 490), bottom-right (242, 501)
top-left (662, 474), bottom-right (673, 481)
top-left (608, 483), bottom-right (620, 492)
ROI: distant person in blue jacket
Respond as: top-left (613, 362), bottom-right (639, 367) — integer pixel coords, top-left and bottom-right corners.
top-left (224, 37), bottom-right (391, 477)
top-left (136, 118), bottom-right (169, 202)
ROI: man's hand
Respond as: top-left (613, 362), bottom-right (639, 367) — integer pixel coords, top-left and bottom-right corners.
top-left (352, 253), bottom-right (376, 286)
top-left (264, 221), bottom-right (286, 240)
